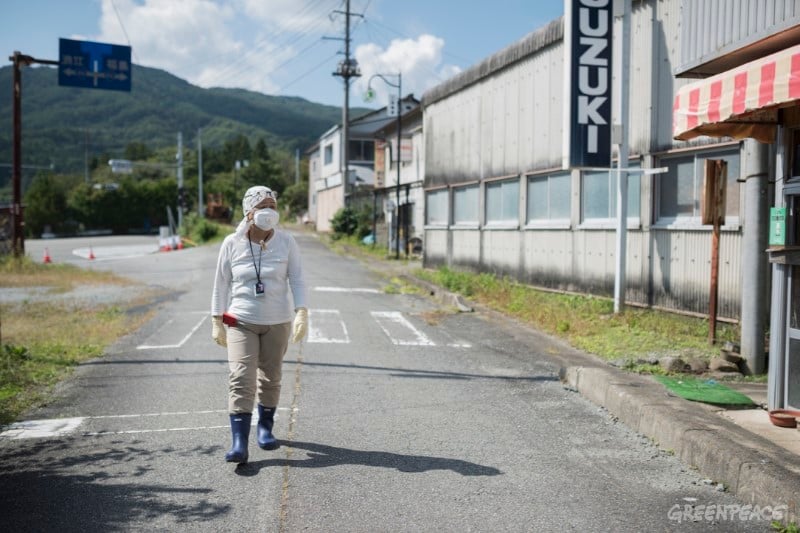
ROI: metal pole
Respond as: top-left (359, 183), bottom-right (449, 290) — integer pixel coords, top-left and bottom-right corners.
top-left (295, 148), bottom-right (300, 185)
top-left (372, 190), bottom-right (377, 248)
top-left (197, 129), bottom-right (204, 218)
top-left (613, 0), bottom-right (631, 313)
top-left (11, 52), bottom-right (23, 257)
top-left (177, 132), bottom-right (184, 229)
top-left (395, 73), bottom-right (401, 260)
top-left (342, 0), bottom-right (351, 207)
top-left (740, 139), bottom-right (769, 373)
top-left (768, 127), bottom-right (787, 410)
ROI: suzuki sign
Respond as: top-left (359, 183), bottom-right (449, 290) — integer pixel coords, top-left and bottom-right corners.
top-left (563, 0), bottom-right (613, 169)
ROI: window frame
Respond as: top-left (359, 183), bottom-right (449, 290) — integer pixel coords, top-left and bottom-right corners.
top-left (485, 177), bottom-right (520, 229)
top-left (654, 146), bottom-right (741, 230)
top-left (578, 161), bottom-right (641, 230)
top-left (452, 183), bottom-right (480, 228)
top-left (525, 170), bottom-right (572, 229)
top-left (424, 188), bottom-right (449, 228)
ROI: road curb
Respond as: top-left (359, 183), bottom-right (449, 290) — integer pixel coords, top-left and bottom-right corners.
top-left (562, 365), bottom-right (800, 523)
top-left (350, 252), bottom-right (800, 524)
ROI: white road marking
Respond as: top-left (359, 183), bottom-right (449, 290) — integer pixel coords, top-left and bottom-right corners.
top-left (370, 311), bottom-right (435, 346)
top-left (0, 408), bottom-right (297, 439)
top-left (0, 417), bottom-right (85, 440)
top-left (308, 309), bottom-right (350, 343)
top-left (447, 342), bottom-right (473, 348)
top-left (137, 312), bottom-right (209, 350)
top-left (313, 286), bottom-right (381, 294)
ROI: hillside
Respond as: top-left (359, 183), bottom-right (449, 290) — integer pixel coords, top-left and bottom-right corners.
top-left (0, 63), bottom-right (371, 178)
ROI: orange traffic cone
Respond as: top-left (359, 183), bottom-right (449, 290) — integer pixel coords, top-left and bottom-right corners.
top-left (88, 247), bottom-right (96, 260)
top-left (177, 240), bottom-right (184, 250)
top-left (43, 248), bottom-right (52, 263)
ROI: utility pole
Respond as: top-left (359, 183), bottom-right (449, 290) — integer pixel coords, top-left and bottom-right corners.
top-left (197, 129), bottom-right (204, 218)
top-left (295, 148), bottom-right (300, 185)
top-left (177, 132), bottom-right (184, 229)
top-left (84, 130), bottom-right (90, 183)
top-left (9, 51), bottom-right (59, 257)
top-left (332, 0), bottom-right (361, 207)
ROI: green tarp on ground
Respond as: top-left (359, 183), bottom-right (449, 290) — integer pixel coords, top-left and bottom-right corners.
top-left (654, 375), bottom-right (756, 406)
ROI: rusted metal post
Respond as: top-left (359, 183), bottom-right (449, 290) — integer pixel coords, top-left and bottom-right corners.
top-left (705, 159), bottom-right (727, 344)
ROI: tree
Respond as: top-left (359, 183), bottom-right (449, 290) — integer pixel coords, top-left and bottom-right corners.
top-left (23, 172), bottom-right (78, 236)
top-left (124, 141), bottom-right (153, 161)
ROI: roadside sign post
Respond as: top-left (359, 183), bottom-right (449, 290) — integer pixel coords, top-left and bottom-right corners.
top-left (8, 39), bottom-right (131, 257)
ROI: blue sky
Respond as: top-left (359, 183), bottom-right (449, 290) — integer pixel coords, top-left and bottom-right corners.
top-left (1, 0), bottom-right (564, 108)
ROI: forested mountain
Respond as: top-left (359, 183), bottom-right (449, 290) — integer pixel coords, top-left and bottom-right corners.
top-left (0, 63), bottom-right (369, 180)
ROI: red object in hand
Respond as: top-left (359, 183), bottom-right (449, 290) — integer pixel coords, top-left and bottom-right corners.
top-left (222, 313), bottom-right (238, 327)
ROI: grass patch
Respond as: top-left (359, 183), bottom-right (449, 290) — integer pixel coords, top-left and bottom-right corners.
top-left (415, 266), bottom-right (739, 363)
top-left (0, 256), bottom-right (156, 425)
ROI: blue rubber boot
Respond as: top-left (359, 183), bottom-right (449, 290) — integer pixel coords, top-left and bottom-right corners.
top-left (225, 413), bottom-right (251, 464)
top-left (257, 404), bottom-right (279, 450)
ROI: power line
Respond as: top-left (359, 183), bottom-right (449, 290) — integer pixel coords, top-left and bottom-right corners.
top-left (278, 52), bottom-right (340, 93)
top-left (109, 0), bottom-right (140, 64)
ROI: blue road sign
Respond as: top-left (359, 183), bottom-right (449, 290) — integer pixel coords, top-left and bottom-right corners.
top-left (58, 38), bottom-right (132, 92)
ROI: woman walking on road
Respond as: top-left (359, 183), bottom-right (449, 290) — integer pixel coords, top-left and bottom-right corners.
top-left (210, 185), bottom-right (308, 464)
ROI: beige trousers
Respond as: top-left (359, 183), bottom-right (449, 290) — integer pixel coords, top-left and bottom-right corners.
top-left (226, 320), bottom-right (291, 414)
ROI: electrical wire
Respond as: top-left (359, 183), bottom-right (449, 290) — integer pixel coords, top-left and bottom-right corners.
top-left (277, 52), bottom-right (340, 93)
top-left (202, 0), bottom-right (336, 86)
top-left (109, 0), bottom-right (140, 64)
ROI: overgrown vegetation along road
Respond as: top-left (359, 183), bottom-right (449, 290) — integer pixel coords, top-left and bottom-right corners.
top-left (0, 257), bottom-right (158, 425)
top-left (329, 236), bottom-right (743, 372)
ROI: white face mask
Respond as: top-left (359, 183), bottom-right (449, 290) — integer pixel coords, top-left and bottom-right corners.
top-left (253, 208), bottom-right (279, 231)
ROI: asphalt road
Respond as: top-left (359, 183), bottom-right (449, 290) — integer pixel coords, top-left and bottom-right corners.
top-left (1, 233), bottom-right (773, 532)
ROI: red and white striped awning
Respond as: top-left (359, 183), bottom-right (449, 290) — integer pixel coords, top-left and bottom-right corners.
top-left (673, 43), bottom-right (800, 143)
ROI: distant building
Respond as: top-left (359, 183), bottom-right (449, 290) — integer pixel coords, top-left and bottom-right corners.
top-left (310, 97), bottom-right (418, 233)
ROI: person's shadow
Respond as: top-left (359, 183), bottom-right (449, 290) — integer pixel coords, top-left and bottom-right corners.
top-left (235, 440), bottom-right (502, 477)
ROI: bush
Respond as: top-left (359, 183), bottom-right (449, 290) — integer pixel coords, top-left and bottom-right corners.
top-left (181, 213), bottom-right (226, 244)
top-left (330, 206), bottom-right (373, 240)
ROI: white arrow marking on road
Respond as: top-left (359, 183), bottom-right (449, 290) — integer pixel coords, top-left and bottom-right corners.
top-left (137, 312), bottom-right (209, 350)
top-left (308, 309), bottom-right (350, 343)
top-left (370, 311), bottom-right (435, 346)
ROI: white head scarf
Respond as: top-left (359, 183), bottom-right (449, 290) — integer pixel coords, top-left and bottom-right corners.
top-left (234, 185), bottom-right (276, 240)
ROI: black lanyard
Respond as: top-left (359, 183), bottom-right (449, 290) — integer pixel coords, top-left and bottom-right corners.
top-left (248, 239), bottom-right (262, 285)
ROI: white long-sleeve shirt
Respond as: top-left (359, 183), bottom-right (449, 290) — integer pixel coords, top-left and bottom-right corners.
top-left (211, 229), bottom-right (307, 325)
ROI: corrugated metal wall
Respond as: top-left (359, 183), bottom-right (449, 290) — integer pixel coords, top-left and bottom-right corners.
top-left (421, 0), bottom-right (747, 320)
top-left (680, 0), bottom-right (800, 72)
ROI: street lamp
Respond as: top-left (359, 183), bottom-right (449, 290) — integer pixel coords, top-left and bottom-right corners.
top-left (365, 72), bottom-right (402, 259)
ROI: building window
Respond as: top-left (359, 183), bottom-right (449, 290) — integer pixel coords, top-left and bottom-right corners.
top-left (527, 171), bottom-right (570, 223)
top-left (580, 161), bottom-right (640, 223)
top-left (324, 144), bottom-right (334, 165)
top-left (426, 189), bottom-right (448, 226)
top-left (453, 184), bottom-right (479, 225)
top-left (349, 140), bottom-right (375, 161)
top-left (485, 178), bottom-right (519, 225)
top-left (657, 148), bottom-right (740, 223)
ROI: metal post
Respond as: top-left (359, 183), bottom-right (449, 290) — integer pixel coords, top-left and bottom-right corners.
top-left (177, 132), bottom-right (184, 228)
top-left (372, 190), bottom-right (377, 248)
top-left (769, 127), bottom-right (787, 410)
top-left (395, 73), bottom-right (402, 260)
top-left (197, 128), bottom-right (204, 218)
top-left (613, 0), bottom-right (631, 313)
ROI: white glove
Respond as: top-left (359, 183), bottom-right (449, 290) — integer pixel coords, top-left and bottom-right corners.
top-left (291, 307), bottom-right (308, 343)
top-left (211, 315), bottom-right (227, 347)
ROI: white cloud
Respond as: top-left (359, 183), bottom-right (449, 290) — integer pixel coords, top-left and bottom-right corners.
top-left (353, 34), bottom-right (461, 105)
top-left (92, 0), bottom-right (337, 94)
